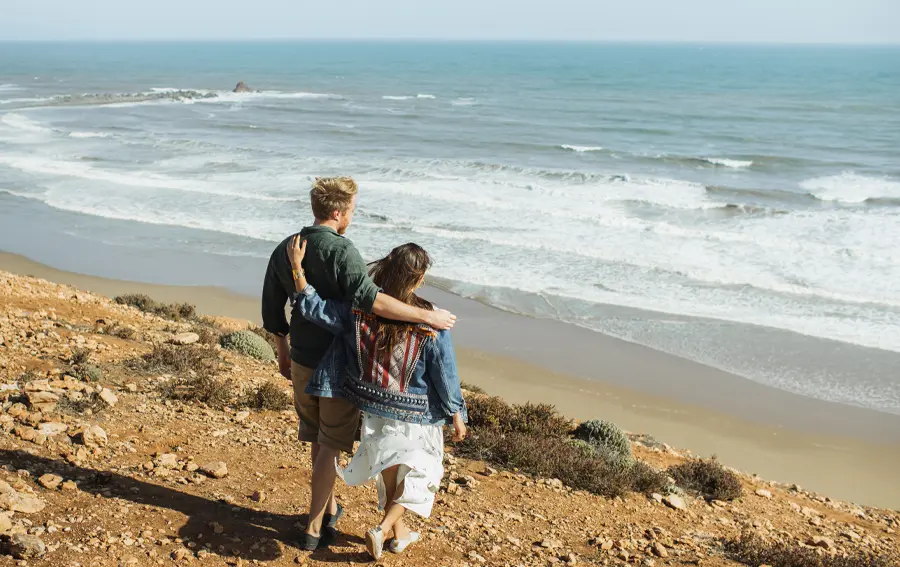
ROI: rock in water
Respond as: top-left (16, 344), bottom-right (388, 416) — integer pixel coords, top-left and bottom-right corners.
top-left (3, 533), bottom-right (47, 558)
top-left (200, 461), bottom-right (228, 479)
top-left (233, 81), bottom-right (253, 93)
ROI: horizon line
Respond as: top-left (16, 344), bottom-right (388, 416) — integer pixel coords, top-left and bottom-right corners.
top-left (2, 38), bottom-right (899, 46)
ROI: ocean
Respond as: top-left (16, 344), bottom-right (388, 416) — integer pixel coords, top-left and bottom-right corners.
top-left (1, 42), bottom-right (899, 415)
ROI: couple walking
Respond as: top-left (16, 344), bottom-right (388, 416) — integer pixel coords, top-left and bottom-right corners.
top-left (261, 177), bottom-right (468, 559)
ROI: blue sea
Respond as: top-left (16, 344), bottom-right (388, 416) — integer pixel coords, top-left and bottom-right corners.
top-left (1, 42), bottom-right (899, 414)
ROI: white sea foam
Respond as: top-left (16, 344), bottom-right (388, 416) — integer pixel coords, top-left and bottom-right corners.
top-left (560, 144), bottom-right (604, 152)
top-left (416, 93), bottom-right (436, 99)
top-left (704, 157), bottom-right (753, 169)
top-left (69, 131), bottom-right (110, 138)
top-left (801, 172), bottom-right (900, 203)
top-left (1, 113), bottom-right (50, 133)
top-left (0, 84), bottom-right (21, 92)
top-left (383, 95), bottom-right (413, 101)
top-left (451, 97), bottom-right (477, 106)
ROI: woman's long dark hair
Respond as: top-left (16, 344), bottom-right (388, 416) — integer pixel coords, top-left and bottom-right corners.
top-left (368, 243), bottom-right (434, 352)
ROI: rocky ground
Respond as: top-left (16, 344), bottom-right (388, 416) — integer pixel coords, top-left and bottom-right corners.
top-left (1, 270), bottom-right (898, 567)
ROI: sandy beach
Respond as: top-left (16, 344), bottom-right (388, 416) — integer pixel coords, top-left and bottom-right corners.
top-left (3, 250), bottom-right (899, 510)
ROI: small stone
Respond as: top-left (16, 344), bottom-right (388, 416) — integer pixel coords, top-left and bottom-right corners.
top-left (156, 454), bottom-right (179, 469)
top-left (755, 489), bottom-right (773, 499)
top-left (61, 480), bottom-right (78, 491)
top-left (210, 521), bottom-right (225, 534)
top-left (4, 533), bottom-right (47, 558)
top-left (171, 548), bottom-right (191, 560)
top-left (842, 530), bottom-right (861, 541)
top-left (25, 391), bottom-right (59, 412)
top-left (81, 424), bottom-right (108, 448)
top-left (99, 388), bottom-right (119, 407)
top-left (185, 463), bottom-right (199, 473)
top-left (0, 481), bottom-right (45, 514)
top-left (650, 493), bottom-right (664, 503)
top-left (170, 333), bottom-right (200, 346)
top-left (663, 495), bottom-right (687, 511)
top-left (0, 512), bottom-right (12, 533)
top-left (250, 491), bottom-right (265, 503)
top-left (446, 483), bottom-right (461, 495)
top-left (481, 467), bottom-right (498, 477)
top-left (652, 542), bottom-right (669, 558)
top-left (200, 461), bottom-right (228, 479)
top-left (807, 536), bottom-right (835, 550)
top-left (37, 474), bottom-right (63, 490)
top-left (37, 422), bottom-right (68, 437)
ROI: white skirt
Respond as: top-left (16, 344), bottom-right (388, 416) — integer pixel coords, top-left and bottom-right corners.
top-left (338, 412), bottom-right (445, 518)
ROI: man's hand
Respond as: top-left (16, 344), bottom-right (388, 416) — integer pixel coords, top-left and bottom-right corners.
top-left (451, 413), bottom-right (467, 442)
top-left (427, 308), bottom-right (457, 330)
top-left (275, 335), bottom-right (291, 380)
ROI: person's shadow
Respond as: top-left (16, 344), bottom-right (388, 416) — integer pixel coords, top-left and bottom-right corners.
top-left (0, 449), bottom-right (367, 563)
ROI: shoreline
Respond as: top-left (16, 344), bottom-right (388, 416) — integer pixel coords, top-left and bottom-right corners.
top-left (2, 251), bottom-right (900, 509)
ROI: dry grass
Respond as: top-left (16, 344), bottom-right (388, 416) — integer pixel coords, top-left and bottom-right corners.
top-left (467, 396), bottom-right (572, 437)
top-left (159, 373), bottom-right (236, 409)
top-left (133, 344), bottom-right (222, 376)
top-left (725, 531), bottom-right (895, 567)
top-left (461, 381), bottom-right (486, 394)
top-left (241, 381), bottom-right (292, 411)
top-left (104, 322), bottom-right (137, 340)
top-left (115, 293), bottom-right (197, 321)
top-left (192, 324), bottom-right (223, 346)
top-left (70, 347), bottom-right (92, 366)
top-left (668, 457), bottom-right (743, 501)
top-left (57, 392), bottom-right (106, 415)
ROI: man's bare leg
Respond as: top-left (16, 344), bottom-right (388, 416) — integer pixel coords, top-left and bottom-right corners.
top-left (306, 445), bottom-right (339, 537)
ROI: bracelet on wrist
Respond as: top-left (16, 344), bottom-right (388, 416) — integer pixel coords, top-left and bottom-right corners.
top-left (292, 268), bottom-right (304, 281)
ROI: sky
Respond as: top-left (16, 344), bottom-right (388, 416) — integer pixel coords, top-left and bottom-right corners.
top-left (3, 0), bottom-right (899, 44)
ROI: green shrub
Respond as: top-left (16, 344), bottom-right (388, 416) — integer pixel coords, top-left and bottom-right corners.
top-left (221, 330), bottom-right (276, 361)
top-left (566, 438), bottom-right (597, 457)
top-left (106, 322), bottom-right (137, 340)
top-left (725, 531), bottom-right (894, 567)
top-left (135, 344), bottom-right (221, 376)
top-left (74, 364), bottom-right (103, 382)
top-left (456, 427), bottom-right (667, 498)
top-left (159, 373), bottom-right (235, 409)
top-left (241, 381), bottom-right (292, 411)
top-left (115, 294), bottom-right (196, 321)
top-left (574, 419), bottom-right (633, 464)
top-left (668, 457), bottom-right (743, 501)
top-left (249, 326), bottom-right (279, 353)
top-left (466, 396), bottom-right (516, 430)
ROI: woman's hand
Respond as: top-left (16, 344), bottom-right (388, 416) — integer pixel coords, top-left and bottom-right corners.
top-left (288, 235), bottom-right (308, 292)
top-left (451, 412), bottom-right (467, 442)
top-left (288, 235), bottom-right (307, 270)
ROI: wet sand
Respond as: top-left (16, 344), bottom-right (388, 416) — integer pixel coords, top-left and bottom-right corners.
top-left (2, 250), bottom-right (900, 509)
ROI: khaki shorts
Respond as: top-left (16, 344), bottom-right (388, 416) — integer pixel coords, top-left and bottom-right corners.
top-left (291, 362), bottom-right (360, 453)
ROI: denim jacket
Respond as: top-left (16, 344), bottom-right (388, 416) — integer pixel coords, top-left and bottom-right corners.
top-left (292, 285), bottom-right (467, 426)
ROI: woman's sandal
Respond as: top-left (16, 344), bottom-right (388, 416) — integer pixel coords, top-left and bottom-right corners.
top-left (389, 531), bottom-right (421, 554)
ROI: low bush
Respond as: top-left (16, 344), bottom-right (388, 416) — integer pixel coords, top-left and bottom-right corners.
top-left (105, 322), bottom-right (137, 340)
top-left (221, 330), bottom-right (276, 362)
top-left (74, 363), bottom-right (103, 382)
top-left (57, 392), bottom-right (106, 415)
top-left (725, 531), bottom-right (894, 567)
top-left (455, 427), bottom-right (667, 498)
top-left (159, 373), bottom-right (235, 409)
top-left (241, 381), bottom-right (292, 411)
top-left (460, 381), bottom-right (486, 394)
top-left (466, 396), bottom-right (571, 437)
top-left (193, 325), bottom-right (222, 346)
top-left (574, 419), bottom-right (633, 464)
top-left (70, 347), bottom-right (92, 366)
top-left (668, 457), bottom-right (743, 501)
top-left (135, 344), bottom-right (222, 376)
top-left (115, 294), bottom-right (196, 321)
top-left (249, 326), bottom-right (279, 353)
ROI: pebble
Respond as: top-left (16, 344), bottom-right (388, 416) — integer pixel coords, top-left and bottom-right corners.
top-left (99, 388), bottom-right (119, 407)
top-left (81, 425), bottom-right (108, 448)
top-left (37, 474), bottom-right (63, 490)
top-left (4, 533), bottom-right (46, 559)
top-left (170, 333), bottom-right (200, 345)
top-left (200, 462), bottom-right (228, 479)
top-left (755, 489), bottom-right (773, 499)
top-left (663, 495), bottom-right (687, 511)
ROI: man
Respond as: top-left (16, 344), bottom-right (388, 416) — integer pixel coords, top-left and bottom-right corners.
top-left (261, 177), bottom-right (456, 550)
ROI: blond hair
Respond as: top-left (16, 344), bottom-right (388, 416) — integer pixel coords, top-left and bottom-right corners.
top-left (310, 177), bottom-right (358, 221)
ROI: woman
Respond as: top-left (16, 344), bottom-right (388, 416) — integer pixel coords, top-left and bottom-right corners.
top-left (286, 236), bottom-right (467, 560)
